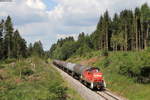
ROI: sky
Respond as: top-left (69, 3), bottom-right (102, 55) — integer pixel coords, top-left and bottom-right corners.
top-left (0, 0), bottom-right (150, 50)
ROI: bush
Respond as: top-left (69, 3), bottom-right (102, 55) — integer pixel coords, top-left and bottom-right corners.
top-left (119, 65), bottom-right (129, 75)
top-left (48, 80), bottom-right (67, 100)
top-left (102, 58), bottom-right (110, 68)
top-left (0, 65), bottom-right (5, 69)
top-left (146, 47), bottom-right (150, 52)
top-left (101, 50), bottom-right (108, 56)
top-left (21, 67), bottom-right (34, 76)
top-left (4, 58), bottom-right (16, 64)
top-left (136, 66), bottom-right (150, 83)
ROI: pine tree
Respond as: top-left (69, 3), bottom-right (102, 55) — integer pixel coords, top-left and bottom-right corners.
top-left (19, 38), bottom-right (27, 58)
top-left (33, 41), bottom-right (44, 57)
top-left (0, 16), bottom-right (28, 59)
top-left (4, 16), bottom-right (14, 58)
top-left (12, 30), bottom-right (22, 58)
top-left (103, 11), bottom-right (111, 50)
top-left (141, 3), bottom-right (150, 49)
top-left (134, 7), bottom-right (141, 50)
top-left (0, 20), bottom-right (4, 59)
top-left (27, 43), bottom-right (33, 56)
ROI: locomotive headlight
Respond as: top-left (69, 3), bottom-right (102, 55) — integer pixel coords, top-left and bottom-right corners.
top-left (94, 74), bottom-right (102, 77)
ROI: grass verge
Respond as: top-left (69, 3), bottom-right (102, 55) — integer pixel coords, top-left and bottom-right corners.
top-left (0, 57), bottom-right (84, 100)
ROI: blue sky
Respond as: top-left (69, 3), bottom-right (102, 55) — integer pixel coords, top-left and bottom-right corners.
top-left (42, 0), bottom-right (56, 11)
top-left (0, 0), bottom-right (150, 50)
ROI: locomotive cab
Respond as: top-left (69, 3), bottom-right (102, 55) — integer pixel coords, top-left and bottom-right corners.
top-left (82, 67), bottom-right (106, 90)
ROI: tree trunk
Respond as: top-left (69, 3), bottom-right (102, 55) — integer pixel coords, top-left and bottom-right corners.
top-left (145, 24), bottom-right (149, 49)
top-left (8, 39), bottom-right (11, 58)
top-left (139, 31), bottom-right (141, 50)
top-left (115, 43), bottom-right (117, 51)
top-left (106, 27), bottom-right (108, 51)
top-left (141, 23), bottom-right (144, 49)
top-left (101, 39), bottom-right (103, 50)
top-left (125, 25), bottom-right (128, 51)
top-left (135, 18), bottom-right (138, 50)
top-left (103, 35), bottom-right (106, 50)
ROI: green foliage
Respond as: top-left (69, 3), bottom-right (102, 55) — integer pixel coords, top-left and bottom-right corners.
top-left (21, 67), bottom-right (34, 76)
top-left (97, 51), bottom-right (150, 83)
top-left (49, 82), bottom-right (67, 100)
top-left (76, 44), bottom-right (92, 56)
top-left (49, 36), bottom-right (75, 60)
top-left (0, 16), bottom-right (28, 60)
top-left (59, 41), bottom-right (78, 60)
top-left (4, 58), bottom-right (16, 63)
top-left (101, 50), bottom-right (109, 56)
top-left (49, 33), bottom-right (93, 60)
top-left (102, 57), bottom-right (110, 68)
top-left (146, 47), bottom-right (150, 52)
top-left (0, 57), bottom-right (68, 100)
top-left (30, 41), bottom-right (45, 57)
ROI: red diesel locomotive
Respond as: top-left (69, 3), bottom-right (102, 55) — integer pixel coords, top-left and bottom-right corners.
top-left (53, 60), bottom-right (106, 90)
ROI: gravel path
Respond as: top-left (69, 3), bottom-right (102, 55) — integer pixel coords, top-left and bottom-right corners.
top-left (51, 64), bottom-right (126, 100)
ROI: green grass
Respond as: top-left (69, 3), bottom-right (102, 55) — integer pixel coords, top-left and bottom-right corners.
top-left (0, 57), bottom-right (84, 100)
top-left (102, 68), bottom-right (150, 100)
top-left (68, 50), bottom-right (150, 100)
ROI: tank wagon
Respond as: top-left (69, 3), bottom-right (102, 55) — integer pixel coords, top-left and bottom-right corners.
top-left (53, 60), bottom-right (106, 90)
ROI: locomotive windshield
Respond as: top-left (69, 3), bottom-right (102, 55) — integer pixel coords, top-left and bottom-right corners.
top-left (87, 67), bottom-right (100, 73)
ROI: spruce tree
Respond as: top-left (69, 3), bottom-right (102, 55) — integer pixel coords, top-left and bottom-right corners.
top-left (4, 16), bottom-right (14, 58)
top-left (0, 20), bottom-right (4, 59)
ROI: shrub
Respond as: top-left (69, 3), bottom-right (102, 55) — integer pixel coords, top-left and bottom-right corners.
top-left (136, 66), bottom-right (150, 83)
top-left (48, 82), bottom-right (67, 100)
top-left (146, 47), bottom-right (150, 52)
top-left (4, 58), bottom-right (16, 64)
top-left (101, 50), bottom-right (108, 56)
top-left (0, 65), bottom-right (5, 69)
top-left (21, 67), bottom-right (34, 76)
top-left (119, 65), bottom-right (129, 75)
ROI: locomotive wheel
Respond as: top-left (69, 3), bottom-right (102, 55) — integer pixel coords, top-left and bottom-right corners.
top-left (79, 75), bottom-right (83, 82)
top-left (79, 78), bottom-right (83, 83)
top-left (90, 82), bottom-right (94, 89)
top-left (84, 81), bottom-right (87, 86)
top-left (103, 81), bottom-right (106, 88)
top-left (71, 72), bottom-right (74, 77)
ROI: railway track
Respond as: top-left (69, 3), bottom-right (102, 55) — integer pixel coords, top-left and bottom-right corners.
top-left (96, 90), bottom-right (122, 100)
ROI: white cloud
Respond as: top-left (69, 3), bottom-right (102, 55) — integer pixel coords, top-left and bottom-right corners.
top-left (57, 33), bottom-right (79, 40)
top-left (26, 0), bottom-right (46, 10)
top-left (0, 0), bottom-right (150, 50)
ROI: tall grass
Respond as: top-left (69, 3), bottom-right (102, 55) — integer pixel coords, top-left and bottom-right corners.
top-left (0, 57), bottom-right (83, 100)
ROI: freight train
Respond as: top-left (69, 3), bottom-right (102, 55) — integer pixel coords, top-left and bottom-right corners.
top-left (53, 60), bottom-right (106, 90)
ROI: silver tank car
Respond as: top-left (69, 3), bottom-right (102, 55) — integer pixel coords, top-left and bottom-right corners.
top-left (53, 60), bottom-right (90, 75)
top-left (65, 62), bottom-right (76, 71)
top-left (53, 60), bottom-right (67, 68)
top-left (73, 64), bottom-right (88, 75)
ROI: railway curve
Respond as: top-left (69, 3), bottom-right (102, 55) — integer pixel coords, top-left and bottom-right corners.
top-left (51, 63), bottom-right (127, 100)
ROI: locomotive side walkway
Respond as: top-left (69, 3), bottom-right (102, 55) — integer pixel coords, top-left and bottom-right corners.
top-left (51, 63), bottom-right (106, 100)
